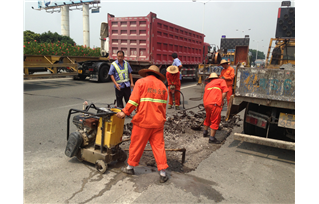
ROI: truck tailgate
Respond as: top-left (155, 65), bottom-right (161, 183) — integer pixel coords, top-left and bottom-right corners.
top-left (235, 68), bottom-right (295, 102)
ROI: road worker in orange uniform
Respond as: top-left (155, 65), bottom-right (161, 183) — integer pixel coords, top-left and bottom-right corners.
top-left (203, 73), bottom-right (228, 144)
top-left (219, 59), bottom-right (235, 106)
top-left (166, 65), bottom-right (181, 110)
top-left (116, 65), bottom-right (169, 183)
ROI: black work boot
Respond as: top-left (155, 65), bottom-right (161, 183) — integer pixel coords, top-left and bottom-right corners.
top-left (121, 166), bottom-right (135, 175)
top-left (203, 130), bottom-right (209, 137)
top-left (209, 137), bottom-right (221, 144)
top-left (160, 175), bottom-right (169, 183)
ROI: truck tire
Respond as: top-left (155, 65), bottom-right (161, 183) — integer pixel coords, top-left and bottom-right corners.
top-left (98, 64), bottom-right (110, 82)
top-left (193, 67), bottom-right (199, 81)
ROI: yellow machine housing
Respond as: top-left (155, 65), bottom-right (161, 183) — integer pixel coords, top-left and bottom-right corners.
top-left (95, 108), bottom-right (124, 149)
top-left (266, 38), bottom-right (295, 67)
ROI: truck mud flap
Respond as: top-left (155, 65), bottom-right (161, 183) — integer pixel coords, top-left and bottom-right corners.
top-left (234, 133), bottom-right (295, 151)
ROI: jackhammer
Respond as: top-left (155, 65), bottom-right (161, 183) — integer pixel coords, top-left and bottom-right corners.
top-left (169, 85), bottom-right (185, 110)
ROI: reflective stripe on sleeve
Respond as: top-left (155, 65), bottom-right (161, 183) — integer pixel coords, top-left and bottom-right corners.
top-left (128, 100), bottom-right (139, 107)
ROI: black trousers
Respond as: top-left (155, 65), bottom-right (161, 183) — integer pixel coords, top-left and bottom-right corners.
top-left (115, 86), bottom-right (131, 108)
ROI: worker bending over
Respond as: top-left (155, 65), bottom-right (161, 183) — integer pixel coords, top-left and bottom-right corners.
top-left (116, 65), bottom-right (169, 183)
top-left (219, 59), bottom-right (235, 106)
top-left (166, 65), bottom-right (181, 110)
top-left (203, 73), bottom-right (228, 144)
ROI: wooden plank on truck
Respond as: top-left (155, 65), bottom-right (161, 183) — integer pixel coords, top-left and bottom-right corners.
top-left (24, 55), bottom-right (79, 79)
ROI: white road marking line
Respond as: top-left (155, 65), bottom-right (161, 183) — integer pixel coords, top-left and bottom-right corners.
top-left (24, 77), bottom-right (73, 82)
top-left (181, 84), bottom-right (197, 89)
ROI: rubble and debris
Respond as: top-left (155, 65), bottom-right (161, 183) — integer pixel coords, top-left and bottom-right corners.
top-left (120, 110), bottom-right (242, 173)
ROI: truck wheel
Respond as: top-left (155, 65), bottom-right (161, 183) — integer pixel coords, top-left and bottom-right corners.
top-left (193, 67), bottom-right (199, 81)
top-left (98, 65), bottom-right (110, 82)
top-left (243, 103), bottom-right (257, 135)
top-left (95, 160), bottom-right (108, 174)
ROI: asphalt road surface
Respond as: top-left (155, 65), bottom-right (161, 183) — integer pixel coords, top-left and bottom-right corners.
top-left (21, 77), bottom-right (296, 203)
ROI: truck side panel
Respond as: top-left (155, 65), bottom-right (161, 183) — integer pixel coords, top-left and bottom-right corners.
top-left (107, 12), bottom-right (205, 66)
top-left (235, 68), bottom-right (295, 102)
top-left (151, 17), bottom-right (204, 65)
top-left (108, 13), bottom-right (151, 63)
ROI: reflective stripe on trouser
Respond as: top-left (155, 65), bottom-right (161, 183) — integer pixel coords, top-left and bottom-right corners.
top-left (168, 86), bottom-right (180, 106)
top-left (203, 104), bottom-right (222, 130)
top-left (127, 125), bottom-right (168, 171)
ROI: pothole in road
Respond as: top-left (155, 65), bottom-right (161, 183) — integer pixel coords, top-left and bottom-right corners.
top-left (120, 110), bottom-right (242, 173)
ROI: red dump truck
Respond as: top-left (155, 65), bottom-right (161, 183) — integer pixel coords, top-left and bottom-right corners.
top-left (103, 12), bottom-right (209, 82)
top-left (24, 12), bottom-right (211, 82)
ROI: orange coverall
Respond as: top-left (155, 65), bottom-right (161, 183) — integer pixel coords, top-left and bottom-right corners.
top-left (166, 72), bottom-right (181, 106)
top-left (219, 65), bottom-right (235, 105)
top-left (203, 79), bottom-right (228, 130)
top-left (122, 75), bottom-right (168, 171)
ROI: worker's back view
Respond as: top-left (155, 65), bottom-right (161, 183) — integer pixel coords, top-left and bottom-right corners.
top-left (116, 65), bottom-right (170, 183)
top-left (129, 72), bottom-right (168, 128)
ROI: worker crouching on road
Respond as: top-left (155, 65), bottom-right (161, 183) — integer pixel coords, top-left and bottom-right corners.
top-left (116, 65), bottom-right (169, 183)
top-left (203, 73), bottom-right (228, 144)
top-left (166, 65), bottom-right (181, 110)
top-left (219, 59), bottom-right (235, 106)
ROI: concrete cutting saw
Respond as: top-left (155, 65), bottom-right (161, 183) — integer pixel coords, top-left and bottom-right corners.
top-left (65, 103), bottom-right (127, 173)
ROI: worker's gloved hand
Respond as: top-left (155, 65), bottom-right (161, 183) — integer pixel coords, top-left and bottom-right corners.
top-left (170, 85), bottom-right (175, 90)
top-left (116, 111), bottom-right (126, 119)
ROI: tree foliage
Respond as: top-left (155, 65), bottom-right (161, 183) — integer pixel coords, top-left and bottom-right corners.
top-left (24, 41), bottom-right (100, 57)
top-left (23, 30), bottom-right (76, 45)
top-left (249, 49), bottom-right (266, 64)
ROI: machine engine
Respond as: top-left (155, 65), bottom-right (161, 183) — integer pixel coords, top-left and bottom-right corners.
top-left (65, 115), bottom-right (99, 157)
top-left (72, 115), bottom-right (99, 146)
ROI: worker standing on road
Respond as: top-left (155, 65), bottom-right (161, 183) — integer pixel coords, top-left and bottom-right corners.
top-left (203, 73), bottom-right (228, 144)
top-left (219, 59), bottom-right (235, 106)
top-left (115, 65), bottom-right (169, 183)
top-left (172, 53), bottom-right (183, 81)
top-left (166, 65), bottom-right (181, 110)
top-left (108, 50), bottom-right (134, 108)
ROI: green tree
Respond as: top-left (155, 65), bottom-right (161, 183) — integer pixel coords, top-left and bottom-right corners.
top-left (24, 30), bottom-right (40, 43)
top-left (23, 30), bottom-right (76, 45)
top-left (249, 49), bottom-right (265, 64)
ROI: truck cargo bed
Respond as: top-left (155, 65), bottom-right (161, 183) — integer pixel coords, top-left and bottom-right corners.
top-left (107, 12), bottom-right (205, 65)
